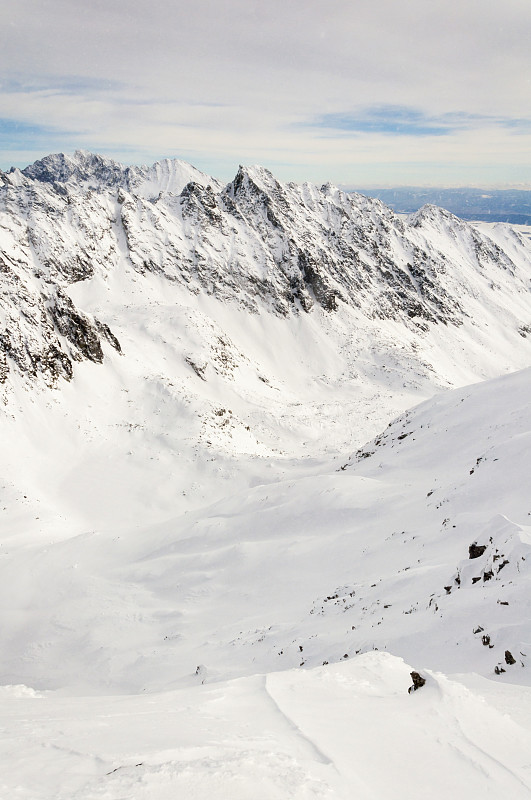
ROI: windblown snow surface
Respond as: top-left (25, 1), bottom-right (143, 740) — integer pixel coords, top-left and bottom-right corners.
top-left (1, 153), bottom-right (531, 798)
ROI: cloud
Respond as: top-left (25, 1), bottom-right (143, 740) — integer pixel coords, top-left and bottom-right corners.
top-left (1, 0), bottom-right (530, 185)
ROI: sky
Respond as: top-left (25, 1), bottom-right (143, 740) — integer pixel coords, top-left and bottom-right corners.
top-left (1, 0), bottom-right (530, 187)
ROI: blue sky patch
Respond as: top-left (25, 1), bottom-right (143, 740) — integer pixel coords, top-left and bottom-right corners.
top-left (0, 118), bottom-right (82, 169)
top-left (310, 106), bottom-right (531, 137)
top-left (318, 106), bottom-right (450, 136)
top-left (0, 76), bottom-right (126, 95)
top-left (0, 118), bottom-right (68, 149)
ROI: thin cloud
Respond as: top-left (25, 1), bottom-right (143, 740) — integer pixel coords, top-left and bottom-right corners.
top-left (310, 107), bottom-right (531, 138)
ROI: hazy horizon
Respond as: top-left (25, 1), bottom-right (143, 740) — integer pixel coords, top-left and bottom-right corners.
top-left (3, 148), bottom-right (531, 193)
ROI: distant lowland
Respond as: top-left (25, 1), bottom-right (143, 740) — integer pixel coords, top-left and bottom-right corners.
top-left (353, 187), bottom-right (531, 225)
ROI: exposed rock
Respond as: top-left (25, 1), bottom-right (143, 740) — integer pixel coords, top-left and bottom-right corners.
top-left (469, 542), bottom-right (487, 559)
top-left (185, 357), bottom-right (207, 381)
top-left (408, 671), bottom-right (426, 692)
top-left (50, 289), bottom-right (104, 363)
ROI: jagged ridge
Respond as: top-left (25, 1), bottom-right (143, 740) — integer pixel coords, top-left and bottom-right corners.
top-left (0, 151), bottom-right (530, 388)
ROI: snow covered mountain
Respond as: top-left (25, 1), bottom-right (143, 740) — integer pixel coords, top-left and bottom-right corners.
top-left (1, 149), bottom-right (530, 396)
top-left (1, 152), bottom-right (531, 798)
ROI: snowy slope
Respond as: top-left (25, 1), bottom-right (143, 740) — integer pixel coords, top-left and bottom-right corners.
top-left (3, 654), bottom-right (531, 800)
top-left (2, 366), bottom-right (529, 695)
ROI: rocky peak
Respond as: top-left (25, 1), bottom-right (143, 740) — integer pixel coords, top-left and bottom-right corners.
top-left (225, 164), bottom-right (282, 199)
top-left (409, 203), bottom-right (463, 228)
top-left (20, 150), bottom-right (128, 188)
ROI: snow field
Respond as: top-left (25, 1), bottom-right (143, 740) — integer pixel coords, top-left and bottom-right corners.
top-left (2, 654), bottom-right (531, 799)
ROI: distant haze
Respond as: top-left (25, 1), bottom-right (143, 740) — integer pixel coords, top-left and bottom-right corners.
top-left (354, 188), bottom-right (531, 225)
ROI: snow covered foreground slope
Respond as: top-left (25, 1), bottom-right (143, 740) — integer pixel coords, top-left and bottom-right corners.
top-left (1, 366), bottom-right (531, 797)
top-left (3, 654), bottom-right (531, 800)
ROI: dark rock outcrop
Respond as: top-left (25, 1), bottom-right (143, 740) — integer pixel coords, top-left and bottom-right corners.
top-left (469, 543), bottom-right (487, 559)
top-left (408, 671), bottom-right (426, 692)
